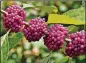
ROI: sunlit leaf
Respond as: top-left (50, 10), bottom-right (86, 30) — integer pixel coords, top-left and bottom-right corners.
top-left (23, 3), bottom-right (35, 8)
top-left (47, 14), bottom-right (85, 25)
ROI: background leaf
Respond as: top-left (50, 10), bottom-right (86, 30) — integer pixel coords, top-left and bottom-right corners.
top-left (23, 3), bottom-right (58, 13)
top-left (63, 7), bottom-right (85, 22)
top-left (38, 6), bottom-right (58, 13)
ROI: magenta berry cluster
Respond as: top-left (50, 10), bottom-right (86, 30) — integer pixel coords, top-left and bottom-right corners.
top-left (84, 31), bottom-right (86, 53)
top-left (5, 4), bottom-right (26, 20)
top-left (3, 5), bottom-right (26, 32)
top-left (3, 13), bottom-right (24, 32)
top-left (65, 30), bottom-right (86, 57)
top-left (43, 24), bottom-right (68, 51)
top-left (23, 17), bottom-right (48, 42)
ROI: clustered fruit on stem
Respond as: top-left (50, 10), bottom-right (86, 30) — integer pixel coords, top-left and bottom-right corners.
top-left (65, 30), bottom-right (86, 57)
top-left (3, 13), bottom-right (24, 32)
top-left (2, 4), bottom-right (86, 57)
top-left (5, 5), bottom-right (26, 20)
top-left (43, 24), bottom-right (68, 51)
top-left (2, 4), bottom-right (26, 32)
top-left (23, 17), bottom-right (48, 42)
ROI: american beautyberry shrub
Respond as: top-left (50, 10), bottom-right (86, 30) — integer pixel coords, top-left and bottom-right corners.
top-left (23, 17), bottom-right (48, 42)
top-left (3, 13), bottom-right (24, 32)
top-left (5, 4), bottom-right (26, 20)
top-left (65, 30), bottom-right (86, 57)
top-left (43, 24), bottom-right (68, 51)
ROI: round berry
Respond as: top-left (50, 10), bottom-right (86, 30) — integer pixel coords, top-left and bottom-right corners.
top-left (23, 17), bottom-right (48, 42)
top-left (3, 13), bottom-right (24, 32)
top-left (65, 30), bottom-right (86, 57)
top-left (84, 31), bottom-right (86, 53)
top-left (43, 24), bottom-right (68, 51)
top-left (5, 4), bottom-right (26, 20)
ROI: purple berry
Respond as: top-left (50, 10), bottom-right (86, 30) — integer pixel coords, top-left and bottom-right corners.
top-left (43, 24), bottom-right (68, 51)
top-left (23, 17), bottom-right (48, 42)
top-left (65, 30), bottom-right (86, 57)
top-left (3, 13), bottom-right (24, 32)
top-left (5, 4), bottom-right (26, 20)
top-left (84, 31), bottom-right (86, 53)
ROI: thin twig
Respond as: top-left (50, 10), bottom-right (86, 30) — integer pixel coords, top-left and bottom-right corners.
top-left (0, 10), bottom-right (8, 15)
top-left (23, 21), bottom-right (29, 26)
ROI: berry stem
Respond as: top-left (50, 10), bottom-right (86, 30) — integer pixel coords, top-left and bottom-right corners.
top-left (0, 10), bottom-right (8, 16)
top-left (65, 38), bottom-right (72, 42)
top-left (23, 21), bottom-right (29, 26)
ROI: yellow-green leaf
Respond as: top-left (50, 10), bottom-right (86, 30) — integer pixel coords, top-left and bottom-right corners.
top-left (47, 14), bottom-right (85, 25)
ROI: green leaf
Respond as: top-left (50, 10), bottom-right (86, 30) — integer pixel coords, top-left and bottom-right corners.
top-left (23, 3), bottom-right (58, 13)
top-left (1, 50), bottom-right (3, 63)
top-left (38, 6), bottom-right (58, 13)
top-left (63, 7), bottom-right (85, 22)
top-left (55, 56), bottom-right (69, 63)
top-left (1, 30), bottom-right (10, 63)
top-left (67, 25), bottom-right (78, 33)
top-left (47, 14), bottom-right (85, 25)
top-left (1, 32), bottom-right (23, 63)
top-left (8, 32), bottom-right (23, 50)
top-left (7, 59), bottom-right (16, 63)
top-left (35, 52), bottom-right (53, 63)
